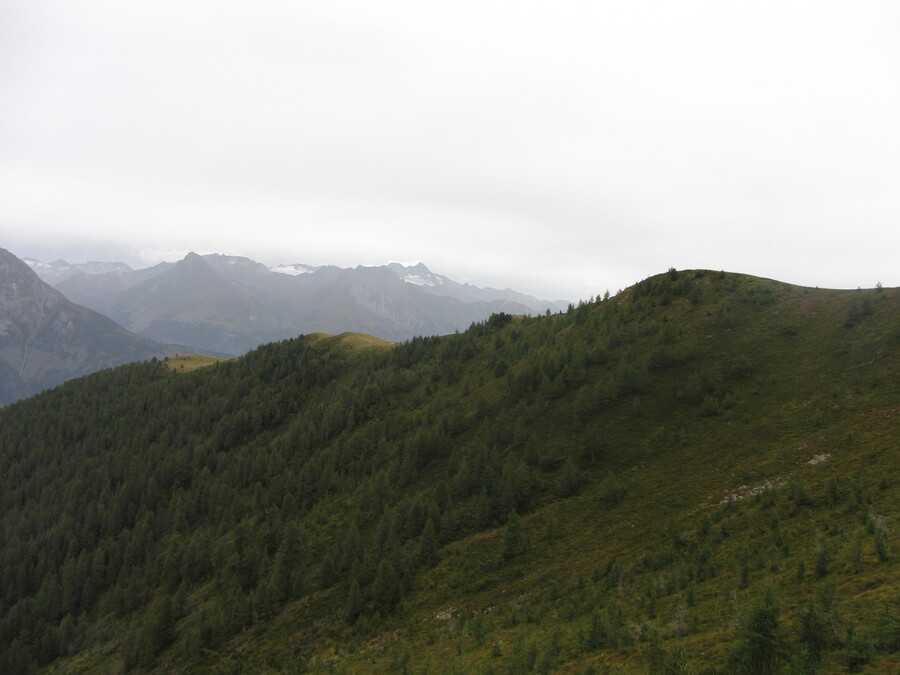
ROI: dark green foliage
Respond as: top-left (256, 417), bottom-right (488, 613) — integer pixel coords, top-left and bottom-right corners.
top-left (872, 598), bottom-right (900, 653)
top-left (501, 510), bottom-right (528, 562)
top-left (730, 587), bottom-right (786, 674)
top-left (0, 272), bottom-right (896, 672)
top-left (418, 517), bottom-right (440, 567)
top-left (598, 471), bottom-right (626, 506)
top-left (581, 601), bottom-right (630, 651)
top-left (556, 455), bottom-right (581, 497)
top-left (143, 595), bottom-right (175, 662)
top-left (844, 295), bottom-right (875, 327)
top-left (787, 479), bottom-right (813, 508)
top-left (813, 534), bottom-right (831, 579)
top-left (123, 595), bottom-right (176, 669)
top-left (373, 559), bottom-right (400, 613)
top-left (643, 628), bottom-right (690, 674)
top-left (843, 624), bottom-right (873, 671)
top-left (505, 632), bottom-right (538, 674)
top-left (319, 551), bottom-right (337, 590)
top-left (795, 600), bottom-right (832, 668)
top-left (873, 523), bottom-right (891, 562)
top-left (346, 577), bottom-right (363, 622)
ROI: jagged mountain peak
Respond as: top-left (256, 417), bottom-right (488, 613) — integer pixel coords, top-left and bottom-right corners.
top-left (385, 262), bottom-right (445, 288)
top-left (160, 251), bottom-right (218, 283)
top-left (0, 247), bottom-right (63, 313)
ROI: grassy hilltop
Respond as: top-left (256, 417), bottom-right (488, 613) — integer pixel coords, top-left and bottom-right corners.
top-left (0, 269), bottom-right (897, 673)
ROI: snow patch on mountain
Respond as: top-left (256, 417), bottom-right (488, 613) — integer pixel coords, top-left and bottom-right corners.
top-left (270, 263), bottom-right (320, 276)
top-left (402, 272), bottom-right (442, 287)
top-left (386, 262), bottom-right (447, 288)
top-left (24, 258), bottom-right (133, 285)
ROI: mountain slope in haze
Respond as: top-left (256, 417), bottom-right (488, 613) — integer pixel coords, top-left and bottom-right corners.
top-left (30, 253), bottom-right (566, 354)
top-left (47, 260), bottom-right (171, 316)
top-left (0, 269), bottom-right (896, 673)
top-left (28, 253), bottom-right (566, 353)
top-left (0, 248), bottom-right (181, 405)
top-left (22, 258), bottom-right (135, 286)
top-left (386, 261), bottom-right (570, 312)
top-left (104, 253), bottom-right (293, 356)
top-left (102, 254), bottom-right (527, 353)
top-left (291, 263), bottom-right (539, 341)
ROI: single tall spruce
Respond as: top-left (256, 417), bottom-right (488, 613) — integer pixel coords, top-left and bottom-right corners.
top-left (346, 577), bottom-right (363, 622)
top-left (373, 559), bottom-right (400, 614)
top-left (730, 586), bottom-right (786, 674)
top-left (501, 509), bottom-right (528, 561)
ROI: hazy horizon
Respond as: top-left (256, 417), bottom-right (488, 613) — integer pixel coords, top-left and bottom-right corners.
top-left (3, 2), bottom-right (898, 300)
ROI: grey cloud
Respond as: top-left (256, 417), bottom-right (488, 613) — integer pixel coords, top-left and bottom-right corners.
top-left (1, 1), bottom-right (899, 301)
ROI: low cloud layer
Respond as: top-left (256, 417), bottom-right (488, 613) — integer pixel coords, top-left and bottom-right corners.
top-left (2, 1), bottom-right (898, 300)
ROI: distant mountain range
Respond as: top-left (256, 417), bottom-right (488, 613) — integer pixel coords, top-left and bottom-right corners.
top-left (0, 248), bottom-right (181, 405)
top-left (25, 253), bottom-right (569, 354)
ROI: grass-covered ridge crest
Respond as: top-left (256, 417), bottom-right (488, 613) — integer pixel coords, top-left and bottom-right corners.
top-left (0, 269), bottom-right (896, 673)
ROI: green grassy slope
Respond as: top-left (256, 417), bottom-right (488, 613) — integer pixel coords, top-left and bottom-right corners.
top-left (164, 354), bottom-right (230, 373)
top-left (0, 270), bottom-right (897, 674)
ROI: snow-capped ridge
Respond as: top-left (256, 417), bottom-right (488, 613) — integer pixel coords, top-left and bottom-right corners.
top-left (23, 258), bottom-right (133, 285)
top-left (385, 262), bottom-right (447, 288)
top-left (270, 263), bottom-right (320, 276)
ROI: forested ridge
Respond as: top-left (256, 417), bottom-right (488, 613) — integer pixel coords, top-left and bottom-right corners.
top-left (0, 270), bottom-right (898, 673)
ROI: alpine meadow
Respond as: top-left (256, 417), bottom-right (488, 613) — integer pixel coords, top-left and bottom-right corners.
top-left (1, 269), bottom-right (898, 674)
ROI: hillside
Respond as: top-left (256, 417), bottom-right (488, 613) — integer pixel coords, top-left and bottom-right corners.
top-left (0, 270), bottom-right (897, 673)
top-left (0, 248), bottom-right (182, 405)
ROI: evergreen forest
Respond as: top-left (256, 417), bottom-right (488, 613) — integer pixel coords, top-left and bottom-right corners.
top-left (0, 269), bottom-right (898, 673)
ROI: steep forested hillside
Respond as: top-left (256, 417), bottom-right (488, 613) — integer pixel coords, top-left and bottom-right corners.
top-left (0, 270), bottom-right (897, 673)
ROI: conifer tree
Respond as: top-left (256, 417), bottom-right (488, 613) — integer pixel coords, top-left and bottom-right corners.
top-left (501, 509), bottom-right (528, 562)
top-left (418, 518), bottom-right (439, 567)
top-left (269, 550), bottom-right (291, 601)
top-left (318, 551), bottom-right (336, 590)
top-left (476, 488), bottom-right (491, 530)
top-left (795, 600), bottom-right (831, 670)
top-left (730, 587), bottom-right (786, 674)
top-left (342, 576), bottom-right (361, 621)
top-left (373, 559), bottom-right (400, 614)
top-left (557, 455), bottom-right (581, 497)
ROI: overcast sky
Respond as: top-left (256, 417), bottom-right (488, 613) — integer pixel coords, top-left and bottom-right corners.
top-left (1, 1), bottom-right (898, 300)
